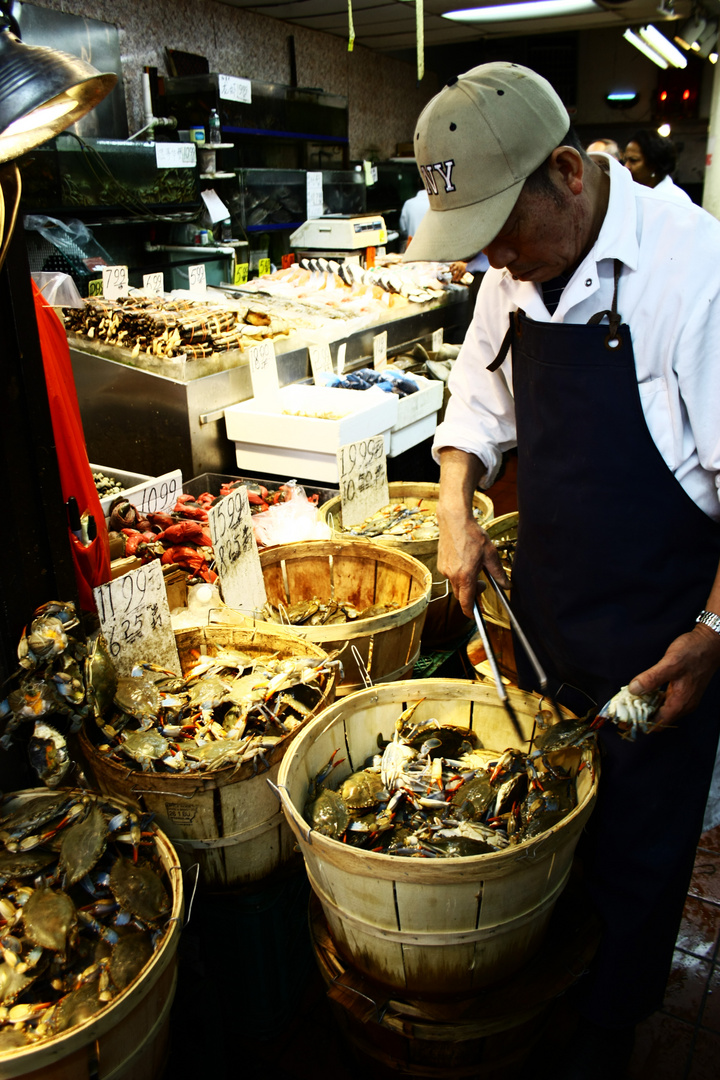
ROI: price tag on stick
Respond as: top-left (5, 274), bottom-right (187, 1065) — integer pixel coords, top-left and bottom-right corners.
top-left (102, 266), bottom-right (129, 301)
top-left (187, 263), bottom-right (207, 296)
top-left (143, 272), bottom-right (164, 297)
top-left (207, 486), bottom-right (267, 613)
top-left (373, 331), bottom-right (388, 371)
top-left (336, 435), bottom-right (389, 527)
top-left (248, 340), bottom-right (280, 405)
top-left (93, 561), bottom-right (181, 677)
top-left (308, 343), bottom-right (334, 383)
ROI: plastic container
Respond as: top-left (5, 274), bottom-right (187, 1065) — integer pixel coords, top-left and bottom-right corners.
top-left (208, 108), bottom-right (222, 145)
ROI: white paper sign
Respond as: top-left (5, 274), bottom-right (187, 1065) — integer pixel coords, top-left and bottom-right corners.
top-left (218, 74), bottom-right (252, 103)
top-left (102, 265), bottom-right (129, 301)
top-left (337, 341), bottom-right (347, 375)
top-left (373, 331), bottom-right (388, 371)
top-left (207, 486), bottom-right (266, 613)
top-left (336, 435), bottom-right (389, 527)
top-left (143, 272), bottom-right (164, 296)
top-left (201, 188), bottom-right (231, 224)
top-left (306, 171), bottom-right (324, 218)
top-left (93, 560), bottom-right (181, 676)
top-left (309, 343), bottom-right (334, 383)
top-left (248, 340), bottom-right (280, 403)
top-left (155, 142), bottom-right (196, 168)
top-left (431, 328), bottom-right (444, 351)
top-left (187, 263), bottom-right (207, 296)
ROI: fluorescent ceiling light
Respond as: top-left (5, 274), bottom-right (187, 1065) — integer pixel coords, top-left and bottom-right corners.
top-left (443, 1), bottom-right (598, 24)
top-left (606, 92), bottom-right (637, 101)
top-left (623, 27), bottom-right (669, 68)
top-left (638, 24), bottom-right (688, 66)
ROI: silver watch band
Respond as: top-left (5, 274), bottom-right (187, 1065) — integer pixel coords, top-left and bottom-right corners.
top-left (696, 610), bottom-right (720, 635)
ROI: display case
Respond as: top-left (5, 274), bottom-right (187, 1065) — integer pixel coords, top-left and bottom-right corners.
top-left (18, 136), bottom-right (201, 218)
top-left (236, 169), bottom-right (366, 234)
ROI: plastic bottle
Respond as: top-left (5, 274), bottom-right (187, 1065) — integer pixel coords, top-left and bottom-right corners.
top-left (208, 108), bottom-right (221, 145)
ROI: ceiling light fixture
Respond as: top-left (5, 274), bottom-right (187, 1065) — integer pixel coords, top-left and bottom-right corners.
top-left (638, 24), bottom-right (688, 66)
top-left (442, 0), bottom-right (599, 24)
top-left (695, 18), bottom-right (718, 57)
top-left (674, 13), bottom-right (707, 50)
top-left (623, 27), bottom-right (669, 67)
top-left (658, 123), bottom-right (672, 135)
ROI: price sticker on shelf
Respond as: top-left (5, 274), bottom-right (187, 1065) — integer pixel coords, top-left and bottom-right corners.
top-left (93, 561), bottom-right (180, 677)
top-left (248, 339), bottom-right (280, 404)
top-left (234, 262), bottom-right (249, 285)
top-left (372, 331), bottom-right (388, 371)
top-left (336, 435), bottom-right (389, 527)
top-left (143, 271), bottom-right (164, 297)
top-left (218, 74), bottom-right (252, 104)
top-left (102, 266), bottom-right (129, 301)
top-left (155, 142), bottom-right (196, 168)
top-left (207, 486), bottom-right (266, 613)
top-left (431, 328), bottom-right (444, 351)
top-left (87, 278), bottom-right (103, 297)
top-left (308, 343), bottom-right (334, 383)
top-left (258, 258), bottom-right (271, 277)
top-left (187, 263), bottom-right (207, 296)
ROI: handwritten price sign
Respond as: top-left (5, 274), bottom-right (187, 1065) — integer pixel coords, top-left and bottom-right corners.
top-left (93, 561), bottom-right (180, 676)
top-left (143, 272), bottom-right (164, 297)
top-left (207, 485), bottom-right (266, 613)
top-left (102, 266), bottom-right (129, 301)
top-left (336, 435), bottom-right (389, 527)
top-left (97, 469), bottom-right (182, 520)
top-left (187, 263), bottom-right (207, 296)
top-left (308, 343), bottom-right (334, 383)
top-left (248, 339), bottom-right (280, 404)
top-left (373, 331), bottom-right (388, 371)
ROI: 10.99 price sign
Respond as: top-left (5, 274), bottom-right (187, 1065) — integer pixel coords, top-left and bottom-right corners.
top-left (207, 485), bottom-right (266, 613)
top-left (336, 435), bottom-right (389, 527)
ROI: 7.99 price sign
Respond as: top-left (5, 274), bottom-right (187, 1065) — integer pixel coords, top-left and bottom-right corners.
top-left (207, 485), bottom-right (266, 613)
top-left (336, 435), bottom-right (389, 527)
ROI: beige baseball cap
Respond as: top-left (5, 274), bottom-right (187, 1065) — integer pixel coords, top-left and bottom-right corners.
top-left (404, 62), bottom-right (570, 263)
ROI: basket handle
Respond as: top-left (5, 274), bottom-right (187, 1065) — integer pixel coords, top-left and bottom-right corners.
top-left (351, 644), bottom-right (373, 689)
top-left (429, 578), bottom-right (450, 602)
top-left (267, 779), bottom-right (313, 845)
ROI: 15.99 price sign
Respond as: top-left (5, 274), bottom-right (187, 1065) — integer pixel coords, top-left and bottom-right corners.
top-left (336, 435), bottom-right (389, 527)
top-left (207, 485), bottom-right (266, 613)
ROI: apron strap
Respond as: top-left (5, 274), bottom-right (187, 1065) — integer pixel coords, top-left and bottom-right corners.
top-left (487, 309), bottom-right (523, 372)
top-left (586, 259), bottom-right (624, 346)
top-left (488, 260), bottom-right (625, 371)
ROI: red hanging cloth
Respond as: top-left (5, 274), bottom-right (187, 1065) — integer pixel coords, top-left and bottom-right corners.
top-left (32, 281), bottom-right (111, 611)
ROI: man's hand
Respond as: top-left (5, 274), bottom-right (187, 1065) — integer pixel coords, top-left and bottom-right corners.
top-left (437, 513), bottom-right (509, 618)
top-left (628, 624), bottom-right (720, 729)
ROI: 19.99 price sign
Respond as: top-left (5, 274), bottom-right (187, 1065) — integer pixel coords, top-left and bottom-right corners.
top-left (336, 435), bottom-right (389, 527)
top-left (207, 486), bottom-right (266, 613)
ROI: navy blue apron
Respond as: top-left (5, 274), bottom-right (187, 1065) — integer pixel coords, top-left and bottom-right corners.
top-left (492, 262), bottom-right (720, 1026)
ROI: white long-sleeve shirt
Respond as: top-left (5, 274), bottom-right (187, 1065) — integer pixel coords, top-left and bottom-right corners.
top-left (433, 156), bottom-right (720, 521)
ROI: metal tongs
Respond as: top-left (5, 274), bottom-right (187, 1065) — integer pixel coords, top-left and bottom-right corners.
top-left (472, 573), bottom-right (563, 742)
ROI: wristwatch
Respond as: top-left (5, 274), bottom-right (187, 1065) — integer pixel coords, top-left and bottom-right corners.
top-left (696, 610), bottom-right (720, 636)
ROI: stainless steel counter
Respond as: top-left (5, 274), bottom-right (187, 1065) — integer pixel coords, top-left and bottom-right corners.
top-left (70, 290), bottom-right (469, 479)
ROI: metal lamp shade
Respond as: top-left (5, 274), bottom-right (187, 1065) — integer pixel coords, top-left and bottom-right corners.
top-left (0, 29), bottom-right (116, 163)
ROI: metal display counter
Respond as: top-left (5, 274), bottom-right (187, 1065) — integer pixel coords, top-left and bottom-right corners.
top-left (70, 289), bottom-right (469, 479)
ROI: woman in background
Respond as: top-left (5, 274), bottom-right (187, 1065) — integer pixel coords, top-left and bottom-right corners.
top-left (623, 130), bottom-right (692, 203)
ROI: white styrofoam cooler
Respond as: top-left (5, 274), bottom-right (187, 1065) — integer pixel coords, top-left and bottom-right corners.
top-left (224, 385), bottom-right (398, 483)
top-left (91, 464), bottom-right (153, 517)
top-left (387, 374), bottom-right (443, 457)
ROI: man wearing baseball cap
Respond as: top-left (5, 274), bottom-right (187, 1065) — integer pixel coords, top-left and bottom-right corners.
top-left (411, 62), bottom-right (720, 1077)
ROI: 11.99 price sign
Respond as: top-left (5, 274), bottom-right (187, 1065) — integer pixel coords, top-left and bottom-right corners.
top-left (93, 561), bottom-right (181, 676)
top-left (207, 485), bottom-right (266, 613)
top-left (336, 435), bottom-right (389, 527)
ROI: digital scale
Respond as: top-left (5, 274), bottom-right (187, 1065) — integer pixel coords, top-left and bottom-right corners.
top-left (289, 213), bottom-right (388, 254)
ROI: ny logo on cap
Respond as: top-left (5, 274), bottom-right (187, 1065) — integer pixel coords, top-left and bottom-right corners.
top-left (420, 160), bottom-right (456, 196)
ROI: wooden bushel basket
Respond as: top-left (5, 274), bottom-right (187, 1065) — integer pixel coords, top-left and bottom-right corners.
top-left (321, 483), bottom-right (494, 648)
top-left (277, 679), bottom-right (598, 997)
top-left (79, 624), bottom-right (337, 891)
top-left (0, 789), bottom-right (182, 1080)
top-left (259, 539), bottom-right (432, 696)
